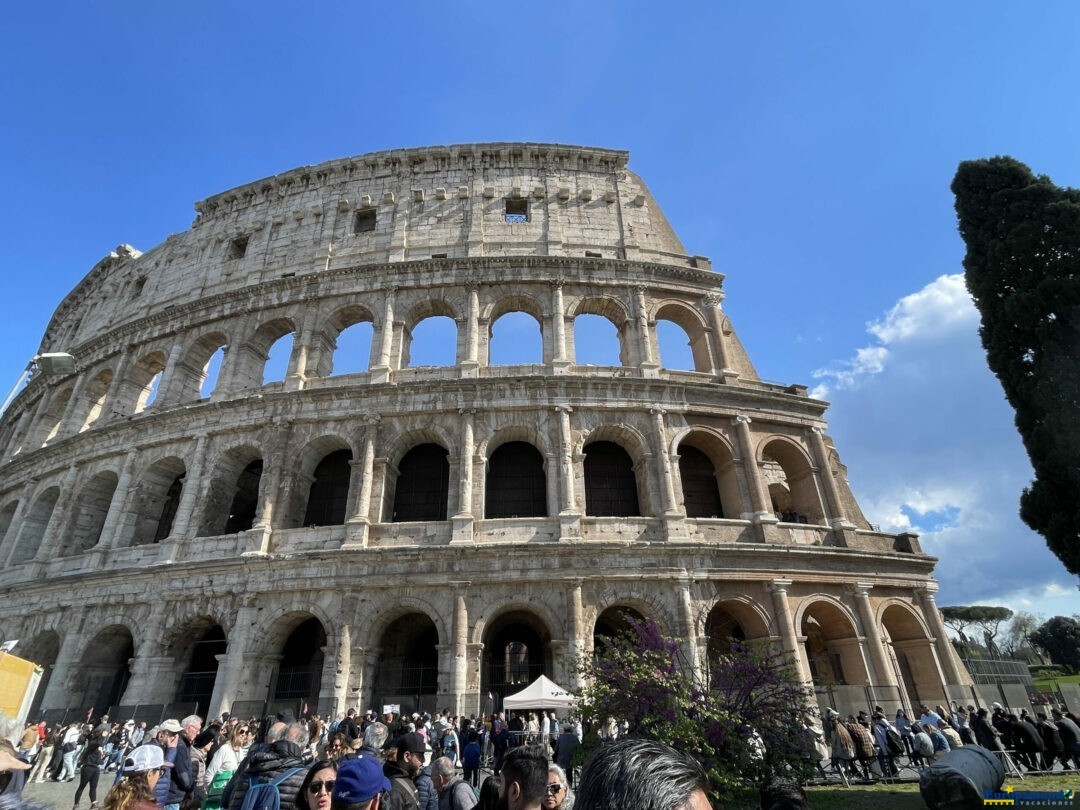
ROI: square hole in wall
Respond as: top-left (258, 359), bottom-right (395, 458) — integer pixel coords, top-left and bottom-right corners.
top-left (585, 250), bottom-right (602, 258)
top-left (354, 208), bottom-right (377, 233)
top-left (505, 198), bottom-right (528, 223)
top-left (227, 236), bottom-right (249, 259)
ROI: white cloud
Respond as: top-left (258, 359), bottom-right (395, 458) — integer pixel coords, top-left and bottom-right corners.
top-left (811, 274), bottom-right (978, 398)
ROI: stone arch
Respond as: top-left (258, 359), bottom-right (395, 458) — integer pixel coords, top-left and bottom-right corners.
top-left (232, 316), bottom-right (296, 389)
top-left (10, 486), bottom-right (59, 565)
top-left (370, 606), bottom-right (442, 716)
top-left (163, 613), bottom-right (229, 716)
top-left (197, 443), bottom-right (265, 537)
top-left (675, 428), bottom-right (743, 519)
top-left (593, 605), bottom-right (649, 651)
top-left (797, 597), bottom-right (869, 688)
top-left (571, 296), bottom-right (631, 367)
top-left (78, 368), bottom-right (114, 432)
top-left (0, 500), bottom-right (19, 559)
top-left (480, 425), bottom-right (554, 460)
top-left (880, 602), bottom-right (943, 710)
top-left (580, 424), bottom-right (652, 517)
top-left (130, 455), bottom-right (186, 546)
top-left (174, 330), bottom-right (230, 402)
top-left (590, 588), bottom-right (676, 637)
top-left (360, 597), bottom-right (447, 651)
top-left (479, 605), bottom-right (556, 706)
top-left (73, 624), bottom-right (135, 713)
top-left (287, 435), bottom-right (353, 529)
top-left (19, 629), bottom-right (61, 719)
top-left (485, 293), bottom-right (546, 366)
top-left (316, 303), bottom-right (377, 377)
top-left (702, 597), bottom-right (773, 664)
top-left (391, 443), bottom-right (450, 522)
top-left (259, 609), bottom-right (331, 712)
top-left (653, 301), bottom-right (711, 372)
top-left (485, 441), bottom-right (547, 519)
top-left (36, 385), bottom-right (74, 447)
top-left (404, 299), bottom-right (459, 368)
top-left (62, 469), bottom-right (119, 556)
top-left (130, 350), bottom-right (167, 413)
top-left (759, 436), bottom-right (825, 525)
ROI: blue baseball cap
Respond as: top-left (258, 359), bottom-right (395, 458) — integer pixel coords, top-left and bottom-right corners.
top-left (332, 756), bottom-right (391, 804)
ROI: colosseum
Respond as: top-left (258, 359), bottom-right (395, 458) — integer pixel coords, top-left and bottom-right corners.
top-left (0, 143), bottom-right (970, 725)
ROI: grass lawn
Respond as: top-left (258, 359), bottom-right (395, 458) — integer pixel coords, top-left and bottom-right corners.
top-left (805, 772), bottom-right (1080, 809)
top-left (1034, 673), bottom-right (1080, 692)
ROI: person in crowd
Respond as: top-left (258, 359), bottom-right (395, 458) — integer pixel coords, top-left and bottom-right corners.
top-left (355, 724), bottom-right (388, 762)
top-left (925, 722), bottom-right (951, 760)
top-left (60, 722), bottom-right (84, 782)
top-left (971, 708), bottom-right (1004, 753)
top-left (28, 725), bottom-right (56, 783)
top-left (918, 705), bottom-right (942, 730)
top-left (430, 756), bottom-right (477, 810)
top-left (1007, 714), bottom-right (1043, 771)
top-left (893, 709), bottom-right (913, 756)
top-left (296, 759), bottom-right (338, 810)
top-left (190, 729), bottom-right (217, 805)
top-left (226, 722), bottom-right (308, 810)
top-left (824, 711), bottom-right (854, 779)
top-left (870, 713), bottom-right (899, 778)
top-left (909, 722), bottom-right (934, 768)
top-left (382, 733), bottom-right (426, 810)
top-left (551, 725), bottom-right (577, 788)
top-left (461, 732), bottom-right (481, 790)
top-left (414, 759), bottom-right (439, 810)
top-left (497, 747), bottom-right (548, 810)
top-left (104, 744), bottom-right (171, 810)
top-left (440, 726), bottom-right (459, 769)
top-left (206, 723), bottom-right (252, 797)
top-left (476, 776), bottom-right (500, 810)
top-left (74, 726), bottom-right (109, 809)
top-left (952, 706), bottom-right (974, 745)
top-left (576, 739), bottom-right (710, 810)
top-left (1051, 709), bottom-right (1080, 769)
top-left (330, 756), bottom-right (390, 810)
top-left (542, 765), bottom-right (573, 810)
top-left (1035, 712), bottom-right (1064, 771)
top-left (843, 717), bottom-right (876, 780)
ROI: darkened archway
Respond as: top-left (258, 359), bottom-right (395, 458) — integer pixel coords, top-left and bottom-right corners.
top-left (373, 613), bottom-right (439, 716)
top-left (392, 444), bottom-right (449, 522)
top-left (486, 442), bottom-right (546, 518)
top-left (303, 450), bottom-right (353, 527)
top-left (76, 626), bottom-right (134, 713)
top-left (705, 605), bottom-right (747, 663)
top-left (583, 441), bottom-right (640, 516)
top-left (20, 631), bottom-right (60, 720)
top-left (679, 446), bottom-right (724, 518)
top-left (593, 606), bottom-right (647, 652)
top-left (176, 624), bottom-right (227, 715)
top-left (273, 617), bottom-right (326, 706)
top-left (482, 611), bottom-right (552, 707)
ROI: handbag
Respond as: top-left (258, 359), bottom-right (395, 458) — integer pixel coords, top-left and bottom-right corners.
top-left (204, 769), bottom-right (233, 809)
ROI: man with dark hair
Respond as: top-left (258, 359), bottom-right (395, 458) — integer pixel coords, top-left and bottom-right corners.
top-left (499, 746), bottom-right (548, 810)
top-left (332, 755), bottom-right (392, 810)
top-left (340, 710), bottom-right (361, 744)
top-left (382, 733), bottom-right (425, 810)
top-left (575, 738), bottom-right (712, 810)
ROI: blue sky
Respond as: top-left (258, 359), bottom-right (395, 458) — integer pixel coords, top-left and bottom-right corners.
top-left (2, 2), bottom-right (1078, 620)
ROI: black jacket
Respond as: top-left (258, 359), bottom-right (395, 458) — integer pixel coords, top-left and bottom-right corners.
top-left (383, 760), bottom-right (420, 810)
top-left (226, 741), bottom-right (307, 810)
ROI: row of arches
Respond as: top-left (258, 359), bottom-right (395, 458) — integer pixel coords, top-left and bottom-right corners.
top-left (20, 593), bottom-right (945, 719)
top-left (0, 426), bottom-right (829, 566)
top-left (2, 290), bottom-right (727, 460)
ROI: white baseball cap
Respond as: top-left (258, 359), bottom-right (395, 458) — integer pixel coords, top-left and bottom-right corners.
top-left (123, 744), bottom-right (172, 773)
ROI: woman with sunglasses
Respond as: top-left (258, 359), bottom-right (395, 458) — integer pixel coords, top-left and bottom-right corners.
top-left (104, 744), bottom-right (173, 810)
top-left (295, 759), bottom-right (338, 810)
top-left (542, 765), bottom-right (573, 810)
top-left (205, 724), bottom-right (252, 809)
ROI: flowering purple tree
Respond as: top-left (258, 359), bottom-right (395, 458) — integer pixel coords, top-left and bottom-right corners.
top-left (578, 617), bottom-right (814, 798)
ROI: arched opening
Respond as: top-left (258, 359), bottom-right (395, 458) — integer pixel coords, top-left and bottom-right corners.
top-left (0, 501), bottom-right (17, 556)
top-left (63, 471), bottom-right (119, 556)
top-left (263, 332), bottom-right (294, 384)
top-left (801, 601), bottom-right (868, 691)
top-left (392, 444), bottom-right (449, 522)
top-left (761, 440), bottom-right (825, 525)
top-left (882, 605), bottom-right (945, 708)
top-left (10, 487), bottom-right (59, 565)
top-left (407, 316), bottom-right (457, 367)
top-left (678, 446), bottom-right (724, 518)
top-left (20, 631), bottom-right (60, 720)
top-left (39, 388), bottom-right (73, 446)
top-left (331, 322), bottom-right (374, 376)
top-left (303, 449), bottom-right (353, 527)
top-left (273, 617), bottom-right (326, 707)
top-left (573, 314), bottom-right (623, 366)
top-left (654, 304), bottom-right (711, 372)
top-left (705, 604), bottom-right (748, 664)
top-left (489, 312), bottom-right (543, 365)
top-left (373, 613), bottom-right (439, 717)
top-left (482, 611), bottom-right (552, 707)
top-left (131, 352), bottom-right (166, 413)
top-left (583, 441), bottom-right (640, 516)
top-left (199, 346), bottom-right (226, 399)
top-left (172, 332), bottom-right (229, 402)
top-left (486, 442), bottom-right (546, 518)
top-left (80, 369), bottom-right (114, 431)
top-left (132, 457), bottom-right (186, 546)
top-left (593, 606), bottom-right (647, 652)
top-left (76, 625), bottom-right (134, 713)
top-left (655, 320), bottom-right (696, 371)
top-left (176, 624), bottom-right (227, 716)
top-left (198, 449), bottom-right (264, 537)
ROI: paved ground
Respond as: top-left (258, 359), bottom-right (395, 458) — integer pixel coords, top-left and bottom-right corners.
top-left (24, 774), bottom-right (113, 809)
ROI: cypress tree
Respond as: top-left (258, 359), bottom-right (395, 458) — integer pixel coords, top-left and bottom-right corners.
top-left (952, 157), bottom-right (1080, 575)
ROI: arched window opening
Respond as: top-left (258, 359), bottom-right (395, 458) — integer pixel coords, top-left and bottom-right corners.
top-left (176, 624), bottom-right (227, 715)
top-left (482, 612), bottom-right (551, 706)
top-left (573, 314), bottom-right (622, 366)
top-left (64, 471), bottom-right (119, 556)
top-left (303, 450), bottom-right (353, 527)
top-left (373, 614), bottom-right (439, 716)
top-left (0, 502), bottom-right (17, 553)
top-left (656, 319), bottom-right (695, 371)
top-left (584, 441), bottom-right (640, 517)
top-left (679, 446), bottom-right (724, 518)
top-left (133, 458), bottom-right (187, 546)
top-left (801, 603), bottom-right (867, 690)
top-left (273, 617), bottom-right (326, 704)
top-left (130, 352), bottom-right (167, 414)
top-left (263, 333), bottom-right (294, 384)
top-left (392, 444), bottom-right (449, 522)
top-left (80, 370), bottom-right (114, 431)
top-left (154, 476), bottom-right (184, 542)
top-left (20, 631), bottom-right (59, 720)
top-left (882, 606), bottom-right (939, 711)
top-left (490, 312), bottom-right (542, 365)
top-left (593, 607), bottom-right (646, 654)
top-left (76, 626), bottom-right (134, 714)
top-left (10, 487), bottom-right (59, 565)
top-left (408, 316), bottom-right (457, 367)
top-left (331, 322), bottom-right (374, 376)
top-left (40, 388), bottom-right (72, 446)
top-left (705, 606), bottom-right (747, 667)
top-left (486, 442), bottom-right (546, 518)
top-left (225, 460), bottom-right (263, 534)
top-left (762, 441), bottom-right (825, 525)
top-left (199, 346), bottom-right (226, 398)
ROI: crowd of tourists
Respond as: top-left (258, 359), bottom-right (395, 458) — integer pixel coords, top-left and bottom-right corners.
top-left (812, 701), bottom-right (1080, 781)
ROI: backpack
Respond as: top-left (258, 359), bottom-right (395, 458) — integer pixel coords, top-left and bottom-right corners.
top-left (884, 725), bottom-right (903, 756)
top-left (240, 768), bottom-right (302, 810)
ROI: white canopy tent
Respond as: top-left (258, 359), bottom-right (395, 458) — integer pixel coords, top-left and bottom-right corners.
top-left (501, 675), bottom-right (578, 710)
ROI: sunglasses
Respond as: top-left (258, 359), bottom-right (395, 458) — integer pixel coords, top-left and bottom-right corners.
top-left (546, 784), bottom-right (564, 796)
top-left (309, 781), bottom-right (335, 795)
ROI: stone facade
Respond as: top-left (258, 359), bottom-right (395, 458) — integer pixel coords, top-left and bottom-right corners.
top-left (0, 143), bottom-right (970, 723)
